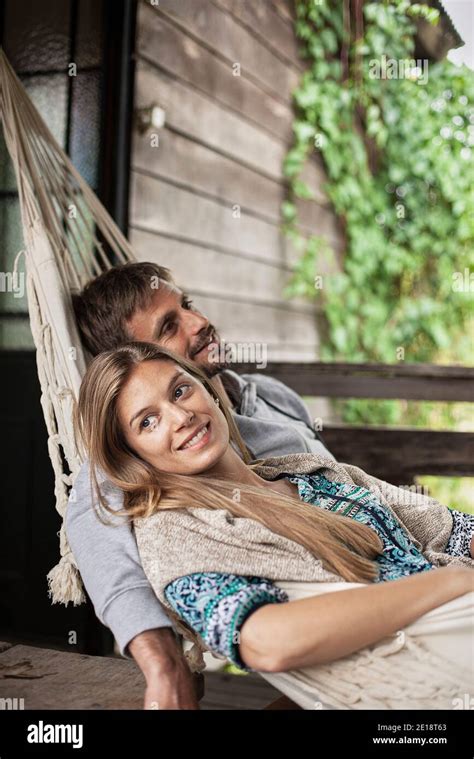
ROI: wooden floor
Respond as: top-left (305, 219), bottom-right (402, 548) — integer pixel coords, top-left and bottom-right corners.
top-left (201, 671), bottom-right (280, 710)
top-left (0, 641), bottom-right (280, 710)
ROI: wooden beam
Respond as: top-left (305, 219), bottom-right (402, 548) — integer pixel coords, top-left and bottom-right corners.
top-left (235, 362), bottom-right (474, 402)
top-left (322, 426), bottom-right (474, 483)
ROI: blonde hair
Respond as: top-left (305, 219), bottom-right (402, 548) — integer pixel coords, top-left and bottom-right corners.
top-left (75, 342), bottom-right (383, 584)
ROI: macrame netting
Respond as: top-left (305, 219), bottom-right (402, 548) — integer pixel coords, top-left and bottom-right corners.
top-left (0, 49), bottom-right (136, 606)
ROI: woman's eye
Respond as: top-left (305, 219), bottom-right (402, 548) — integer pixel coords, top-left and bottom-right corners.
top-left (174, 383), bottom-right (192, 400)
top-left (141, 414), bottom-right (158, 431)
top-left (182, 298), bottom-right (193, 310)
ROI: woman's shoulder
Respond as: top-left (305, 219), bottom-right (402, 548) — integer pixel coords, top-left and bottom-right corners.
top-left (132, 506), bottom-right (241, 542)
top-left (252, 452), bottom-right (344, 480)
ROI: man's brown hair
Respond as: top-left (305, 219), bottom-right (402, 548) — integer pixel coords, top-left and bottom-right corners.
top-left (72, 261), bottom-right (176, 356)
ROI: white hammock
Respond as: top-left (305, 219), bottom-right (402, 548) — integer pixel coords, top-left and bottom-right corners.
top-left (0, 49), bottom-right (136, 606)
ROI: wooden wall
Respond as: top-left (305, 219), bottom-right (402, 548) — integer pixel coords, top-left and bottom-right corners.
top-left (129, 0), bottom-right (344, 362)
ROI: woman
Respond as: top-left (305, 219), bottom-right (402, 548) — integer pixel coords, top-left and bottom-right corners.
top-left (75, 342), bottom-right (474, 710)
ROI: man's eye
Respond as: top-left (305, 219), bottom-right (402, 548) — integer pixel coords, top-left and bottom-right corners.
top-left (182, 298), bottom-right (193, 310)
top-left (174, 383), bottom-right (191, 400)
top-left (163, 321), bottom-right (176, 335)
top-left (141, 415), bottom-right (158, 431)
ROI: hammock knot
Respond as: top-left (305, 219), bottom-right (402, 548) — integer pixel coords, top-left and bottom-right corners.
top-left (55, 386), bottom-right (75, 400)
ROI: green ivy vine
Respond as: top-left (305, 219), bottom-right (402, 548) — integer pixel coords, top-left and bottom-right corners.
top-left (283, 0), bottom-right (474, 425)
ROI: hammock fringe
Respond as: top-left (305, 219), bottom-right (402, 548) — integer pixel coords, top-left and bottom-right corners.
top-left (46, 554), bottom-right (87, 606)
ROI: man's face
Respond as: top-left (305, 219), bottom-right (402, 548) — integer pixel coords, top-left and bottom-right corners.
top-left (125, 283), bottom-right (225, 376)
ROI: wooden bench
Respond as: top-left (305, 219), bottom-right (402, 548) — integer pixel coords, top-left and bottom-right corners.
top-left (0, 641), bottom-right (281, 710)
top-left (236, 361), bottom-right (474, 485)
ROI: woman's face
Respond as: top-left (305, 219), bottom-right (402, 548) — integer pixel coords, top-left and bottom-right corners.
top-left (116, 359), bottom-right (230, 475)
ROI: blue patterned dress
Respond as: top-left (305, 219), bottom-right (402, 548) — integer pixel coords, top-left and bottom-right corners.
top-left (164, 473), bottom-right (474, 671)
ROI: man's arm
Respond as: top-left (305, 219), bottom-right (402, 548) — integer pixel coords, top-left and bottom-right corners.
top-left (128, 628), bottom-right (200, 709)
top-left (244, 372), bottom-right (335, 459)
top-left (65, 461), bottom-right (199, 708)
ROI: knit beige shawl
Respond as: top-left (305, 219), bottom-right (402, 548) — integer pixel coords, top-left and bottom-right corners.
top-left (133, 453), bottom-right (472, 669)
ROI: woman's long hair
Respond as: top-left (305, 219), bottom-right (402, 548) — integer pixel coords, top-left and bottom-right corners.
top-left (74, 342), bottom-right (383, 583)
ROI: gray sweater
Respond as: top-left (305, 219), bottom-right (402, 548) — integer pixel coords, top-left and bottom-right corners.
top-left (65, 370), bottom-right (333, 657)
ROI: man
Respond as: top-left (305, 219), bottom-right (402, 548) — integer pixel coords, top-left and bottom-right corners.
top-left (67, 261), bottom-right (334, 709)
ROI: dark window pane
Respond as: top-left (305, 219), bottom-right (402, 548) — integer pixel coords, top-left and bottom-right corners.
top-left (0, 0), bottom-right (107, 350)
top-left (0, 316), bottom-right (34, 349)
top-left (76, 0), bottom-right (104, 68)
top-left (1, 74), bottom-right (68, 191)
top-left (0, 131), bottom-right (18, 193)
top-left (3, 0), bottom-right (72, 73)
top-left (69, 70), bottom-right (101, 187)
top-left (0, 197), bottom-right (27, 314)
top-left (22, 73), bottom-right (68, 148)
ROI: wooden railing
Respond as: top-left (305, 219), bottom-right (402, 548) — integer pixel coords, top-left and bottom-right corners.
top-left (235, 362), bottom-right (474, 485)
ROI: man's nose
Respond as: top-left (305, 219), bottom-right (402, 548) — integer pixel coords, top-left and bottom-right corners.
top-left (185, 308), bottom-right (209, 335)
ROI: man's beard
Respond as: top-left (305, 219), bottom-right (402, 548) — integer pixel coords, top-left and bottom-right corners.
top-left (191, 324), bottom-right (230, 377)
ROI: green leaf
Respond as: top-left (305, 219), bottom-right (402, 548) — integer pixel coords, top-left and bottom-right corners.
top-left (293, 179), bottom-right (316, 199)
top-left (293, 121), bottom-right (316, 143)
top-left (281, 201), bottom-right (297, 222)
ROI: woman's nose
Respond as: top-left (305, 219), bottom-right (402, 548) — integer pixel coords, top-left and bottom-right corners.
top-left (167, 405), bottom-right (195, 429)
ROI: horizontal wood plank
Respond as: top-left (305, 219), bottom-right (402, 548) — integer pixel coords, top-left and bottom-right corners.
top-left (188, 293), bottom-right (321, 351)
top-left (130, 228), bottom-right (300, 303)
top-left (134, 60), bottom-right (286, 180)
top-left (134, 58), bottom-right (334, 202)
top-left (130, 171), bottom-right (285, 263)
top-left (132, 127), bottom-right (284, 218)
top-left (138, 2), bottom-right (294, 142)
top-left (212, 0), bottom-right (302, 67)
top-left (153, 0), bottom-right (300, 101)
top-left (322, 426), bottom-right (474, 481)
top-left (271, 0), bottom-right (295, 24)
top-left (234, 362), bottom-right (474, 401)
top-left (131, 126), bottom-right (332, 221)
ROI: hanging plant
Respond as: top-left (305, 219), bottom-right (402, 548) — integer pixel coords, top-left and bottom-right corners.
top-left (284, 0), bottom-right (474, 424)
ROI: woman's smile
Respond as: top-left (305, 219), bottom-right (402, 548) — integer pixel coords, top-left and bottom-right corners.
top-left (177, 421), bottom-right (211, 451)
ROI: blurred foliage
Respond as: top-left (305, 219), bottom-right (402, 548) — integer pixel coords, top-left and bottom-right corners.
top-left (417, 476), bottom-right (474, 515)
top-left (222, 662), bottom-right (248, 676)
top-left (284, 0), bottom-right (474, 428)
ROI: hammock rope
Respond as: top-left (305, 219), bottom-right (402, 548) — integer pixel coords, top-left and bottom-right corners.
top-left (0, 48), bottom-right (136, 606)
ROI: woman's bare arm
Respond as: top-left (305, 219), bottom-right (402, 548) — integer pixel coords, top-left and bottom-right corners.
top-left (239, 566), bottom-right (473, 672)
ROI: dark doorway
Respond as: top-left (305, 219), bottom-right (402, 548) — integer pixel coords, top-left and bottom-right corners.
top-left (0, 0), bottom-right (136, 655)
